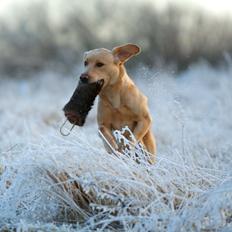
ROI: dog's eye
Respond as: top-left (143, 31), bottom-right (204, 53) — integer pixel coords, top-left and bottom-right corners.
top-left (84, 61), bottom-right (88, 66)
top-left (96, 62), bottom-right (104, 67)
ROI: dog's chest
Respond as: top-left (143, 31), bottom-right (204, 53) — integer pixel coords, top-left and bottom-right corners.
top-left (108, 102), bottom-right (137, 130)
top-left (101, 91), bottom-right (138, 130)
top-left (111, 110), bottom-right (136, 131)
top-left (107, 91), bottom-right (121, 109)
top-left (106, 94), bottom-right (132, 117)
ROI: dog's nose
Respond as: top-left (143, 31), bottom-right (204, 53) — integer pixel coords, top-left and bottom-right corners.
top-left (80, 73), bottom-right (89, 83)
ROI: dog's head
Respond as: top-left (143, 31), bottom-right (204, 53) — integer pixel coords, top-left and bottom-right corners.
top-left (80, 43), bottom-right (140, 87)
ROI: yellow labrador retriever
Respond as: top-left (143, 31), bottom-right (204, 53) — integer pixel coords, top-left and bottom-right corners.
top-left (81, 44), bottom-right (156, 163)
top-left (64, 44), bottom-right (156, 163)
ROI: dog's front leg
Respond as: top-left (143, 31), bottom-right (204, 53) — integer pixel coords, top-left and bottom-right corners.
top-left (133, 116), bottom-right (156, 164)
top-left (98, 125), bottom-right (119, 153)
top-left (133, 115), bottom-right (151, 142)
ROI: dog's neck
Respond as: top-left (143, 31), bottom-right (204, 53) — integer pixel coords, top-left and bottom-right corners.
top-left (99, 65), bottom-right (131, 109)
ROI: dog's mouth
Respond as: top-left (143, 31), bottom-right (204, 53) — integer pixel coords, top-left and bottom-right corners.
top-left (96, 79), bottom-right (104, 88)
top-left (88, 78), bottom-right (105, 93)
top-left (81, 78), bottom-right (104, 86)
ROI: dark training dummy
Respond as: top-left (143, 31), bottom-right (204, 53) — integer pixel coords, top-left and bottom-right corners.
top-left (60, 79), bottom-right (104, 135)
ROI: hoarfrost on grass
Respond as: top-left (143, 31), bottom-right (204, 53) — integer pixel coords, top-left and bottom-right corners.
top-left (0, 63), bottom-right (232, 231)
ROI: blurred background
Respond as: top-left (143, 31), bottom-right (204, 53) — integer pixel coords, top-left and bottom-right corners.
top-left (0, 0), bottom-right (232, 76)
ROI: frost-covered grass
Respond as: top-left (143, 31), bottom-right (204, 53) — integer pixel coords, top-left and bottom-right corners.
top-left (0, 62), bottom-right (232, 231)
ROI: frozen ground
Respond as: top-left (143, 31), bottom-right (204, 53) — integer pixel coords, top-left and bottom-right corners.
top-left (0, 62), bottom-right (232, 231)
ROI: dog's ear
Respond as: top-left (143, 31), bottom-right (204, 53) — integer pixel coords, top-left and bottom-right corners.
top-left (83, 51), bottom-right (88, 60)
top-left (112, 44), bottom-right (141, 64)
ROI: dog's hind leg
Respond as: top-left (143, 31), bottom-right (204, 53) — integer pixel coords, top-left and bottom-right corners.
top-left (143, 130), bottom-right (156, 164)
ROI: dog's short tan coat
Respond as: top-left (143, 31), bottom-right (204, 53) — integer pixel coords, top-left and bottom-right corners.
top-left (83, 44), bottom-right (156, 163)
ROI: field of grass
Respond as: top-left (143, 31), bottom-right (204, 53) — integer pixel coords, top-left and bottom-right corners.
top-left (0, 62), bottom-right (232, 231)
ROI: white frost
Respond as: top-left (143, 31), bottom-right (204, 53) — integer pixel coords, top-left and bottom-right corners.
top-left (0, 63), bottom-right (232, 231)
